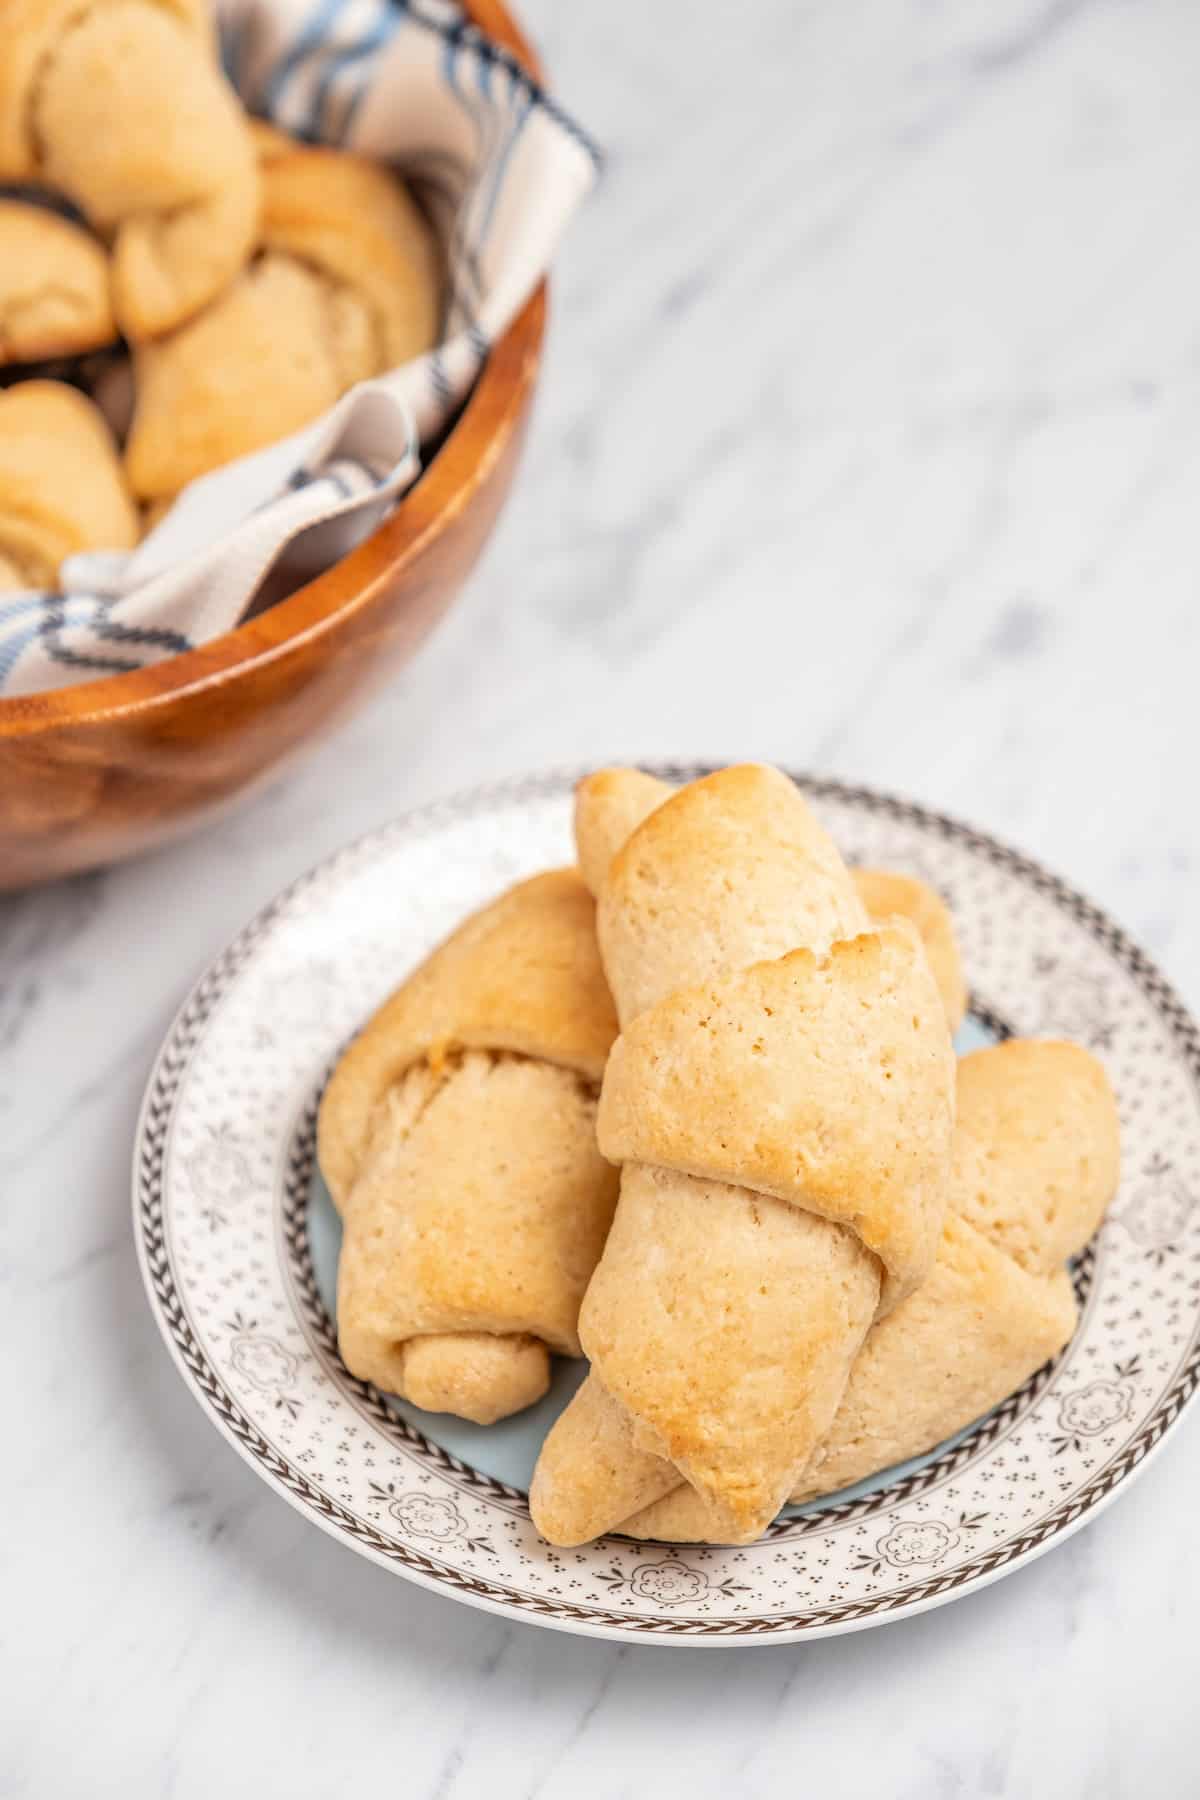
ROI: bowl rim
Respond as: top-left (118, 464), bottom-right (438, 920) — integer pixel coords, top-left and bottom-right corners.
top-left (0, 0), bottom-right (545, 742)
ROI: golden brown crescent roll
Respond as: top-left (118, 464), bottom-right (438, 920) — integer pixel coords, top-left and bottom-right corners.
top-left (0, 201), bottom-right (115, 365)
top-left (0, 380), bottom-right (138, 588)
top-left (0, 0), bottom-right (258, 340)
top-left (318, 870), bottom-right (621, 1426)
top-left (124, 146), bottom-right (440, 500)
top-left (529, 765), bottom-right (956, 1546)
top-left (260, 145), bottom-right (441, 368)
top-left (124, 253), bottom-right (375, 502)
top-left (623, 1039), bottom-right (1120, 1539)
top-left (572, 769), bottom-right (967, 1031)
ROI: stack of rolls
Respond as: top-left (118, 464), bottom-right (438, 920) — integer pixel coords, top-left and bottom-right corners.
top-left (318, 763), bottom-right (1121, 1545)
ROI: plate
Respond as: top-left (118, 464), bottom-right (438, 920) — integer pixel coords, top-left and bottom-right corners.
top-left (134, 768), bottom-right (1200, 1644)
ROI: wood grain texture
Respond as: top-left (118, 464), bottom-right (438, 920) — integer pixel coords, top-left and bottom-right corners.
top-left (0, 0), bottom-right (545, 890)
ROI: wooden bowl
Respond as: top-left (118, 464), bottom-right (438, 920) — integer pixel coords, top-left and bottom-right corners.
top-left (0, 0), bottom-right (545, 891)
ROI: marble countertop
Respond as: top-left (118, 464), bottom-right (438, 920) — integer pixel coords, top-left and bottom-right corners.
top-left (5, 1), bottom-right (1199, 1793)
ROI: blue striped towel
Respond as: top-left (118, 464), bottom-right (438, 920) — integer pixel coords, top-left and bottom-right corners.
top-left (0, 0), bottom-right (597, 697)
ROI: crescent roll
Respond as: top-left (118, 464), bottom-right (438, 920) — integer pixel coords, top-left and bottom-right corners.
top-left (318, 870), bottom-right (621, 1426)
top-left (125, 145), bottom-right (440, 500)
top-left (625, 1038), bottom-right (1120, 1539)
top-left (573, 768), bottom-right (967, 1032)
top-left (0, 201), bottom-right (115, 365)
top-left (530, 765), bottom-right (956, 1546)
top-left (0, 380), bottom-right (138, 589)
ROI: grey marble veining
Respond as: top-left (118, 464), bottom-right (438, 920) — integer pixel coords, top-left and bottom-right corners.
top-left (3, 1), bottom-right (1199, 1793)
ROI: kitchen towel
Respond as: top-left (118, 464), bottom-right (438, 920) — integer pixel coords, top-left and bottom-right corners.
top-left (0, 0), bottom-right (597, 697)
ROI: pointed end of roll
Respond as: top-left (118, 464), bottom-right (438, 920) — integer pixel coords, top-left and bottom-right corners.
top-left (528, 1460), bottom-right (592, 1548)
top-left (528, 1373), bottom-right (621, 1545)
top-left (529, 1369), bottom-right (678, 1545)
top-left (574, 768), bottom-right (673, 897)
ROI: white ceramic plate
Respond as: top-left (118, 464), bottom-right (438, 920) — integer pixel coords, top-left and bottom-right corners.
top-left (135, 768), bottom-right (1200, 1644)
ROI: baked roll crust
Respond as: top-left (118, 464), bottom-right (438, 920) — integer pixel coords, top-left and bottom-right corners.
top-left (0, 0), bottom-right (257, 340)
top-left (530, 765), bottom-right (955, 1545)
top-left (0, 379), bottom-right (137, 588)
top-left (0, 201), bottom-right (115, 365)
top-left (626, 1039), bottom-right (1119, 1538)
top-left (125, 146), bottom-right (440, 499)
top-left (318, 870), bottom-right (621, 1426)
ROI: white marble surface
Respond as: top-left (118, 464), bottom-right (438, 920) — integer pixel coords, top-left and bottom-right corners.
top-left (4, 1), bottom-right (1200, 1792)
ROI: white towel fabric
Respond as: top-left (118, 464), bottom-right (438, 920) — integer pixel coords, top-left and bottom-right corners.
top-left (0, 0), bottom-right (596, 697)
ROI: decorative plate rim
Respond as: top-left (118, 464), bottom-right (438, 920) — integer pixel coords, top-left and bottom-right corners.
top-left (133, 765), bottom-right (1200, 1645)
